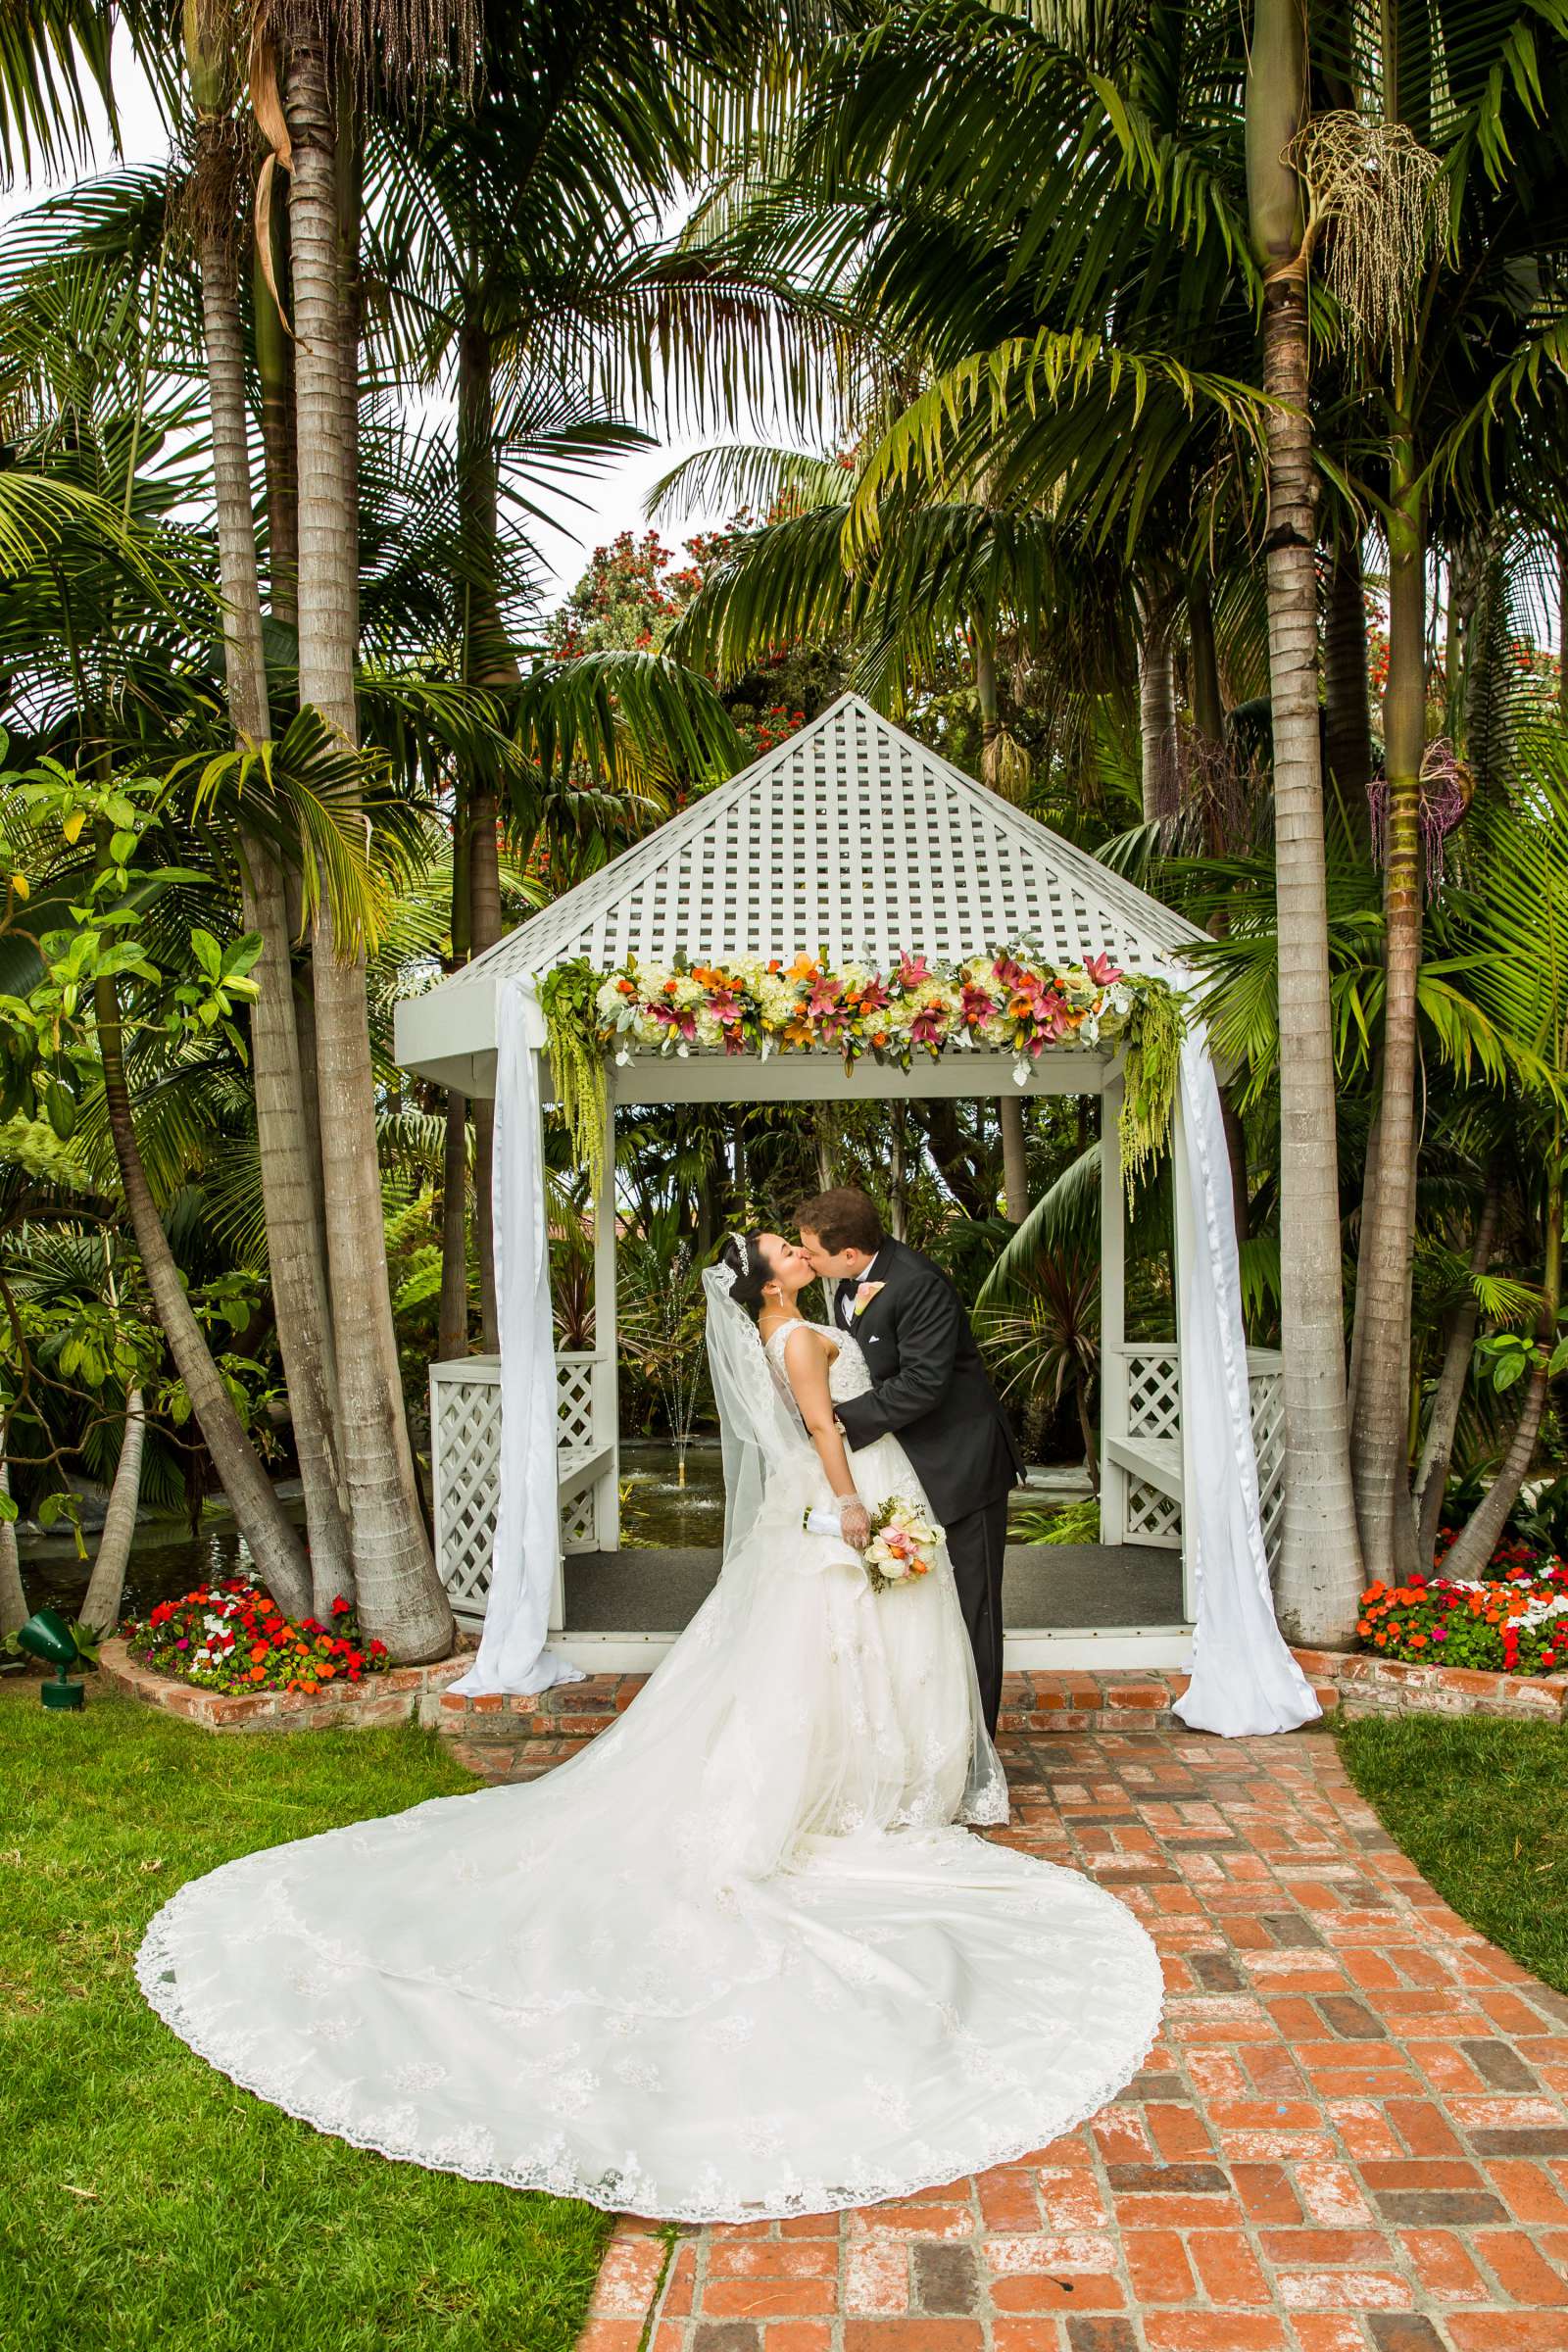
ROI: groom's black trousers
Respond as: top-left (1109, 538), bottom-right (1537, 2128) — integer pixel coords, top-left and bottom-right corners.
top-left (946, 1495), bottom-right (1010, 1738)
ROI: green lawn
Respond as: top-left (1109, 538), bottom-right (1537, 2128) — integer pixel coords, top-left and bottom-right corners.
top-left (0, 1680), bottom-right (612, 2352)
top-left (1339, 1712), bottom-right (1568, 1998)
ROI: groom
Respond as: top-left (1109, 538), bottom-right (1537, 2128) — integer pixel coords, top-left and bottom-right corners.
top-left (796, 1188), bottom-right (1025, 1736)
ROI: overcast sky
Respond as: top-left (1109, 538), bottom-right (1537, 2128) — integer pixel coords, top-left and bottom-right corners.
top-left (0, 39), bottom-right (742, 606)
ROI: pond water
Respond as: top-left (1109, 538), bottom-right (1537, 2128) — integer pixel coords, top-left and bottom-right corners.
top-left (18, 1446), bottom-right (1090, 1622)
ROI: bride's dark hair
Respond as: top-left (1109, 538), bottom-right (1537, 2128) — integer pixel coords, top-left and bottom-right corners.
top-left (718, 1233), bottom-right (774, 1323)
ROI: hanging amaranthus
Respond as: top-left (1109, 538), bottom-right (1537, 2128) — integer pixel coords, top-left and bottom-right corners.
top-left (1119, 977), bottom-right (1185, 1207)
top-left (540, 962), bottom-right (609, 1203)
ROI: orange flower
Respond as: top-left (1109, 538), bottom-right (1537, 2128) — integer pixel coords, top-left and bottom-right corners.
top-left (1408, 1633), bottom-right (1427, 1648)
top-left (249, 1665), bottom-right (267, 1683)
top-left (1356, 1619), bottom-right (1372, 1636)
top-left (250, 1642), bottom-right (268, 1662)
top-left (1374, 1632), bottom-right (1389, 1647)
top-left (299, 1678), bottom-right (318, 1694)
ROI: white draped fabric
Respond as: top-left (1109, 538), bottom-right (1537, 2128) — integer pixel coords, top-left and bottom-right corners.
top-left (447, 975), bottom-right (583, 1700)
top-left (1171, 1025), bottom-right (1321, 1736)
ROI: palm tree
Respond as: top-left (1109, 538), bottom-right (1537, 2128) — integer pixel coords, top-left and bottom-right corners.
top-left (277, 17), bottom-right (460, 1660)
top-left (1244, 0), bottom-right (1365, 1637)
top-left (184, 0), bottom-right (355, 1613)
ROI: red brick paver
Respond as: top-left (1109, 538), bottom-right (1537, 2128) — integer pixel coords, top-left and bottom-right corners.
top-left (572, 1727), bottom-right (1568, 2352)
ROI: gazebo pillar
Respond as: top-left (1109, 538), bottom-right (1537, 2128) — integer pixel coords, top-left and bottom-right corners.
top-left (1170, 1087), bottom-right (1197, 1622)
top-left (592, 1087), bottom-right (620, 1551)
top-left (1099, 1067), bottom-right (1127, 1542)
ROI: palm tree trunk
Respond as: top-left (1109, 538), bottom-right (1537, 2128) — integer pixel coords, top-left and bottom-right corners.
top-left (254, 199), bottom-right (298, 629)
top-left (1247, 0), bottom-right (1364, 1641)
top-left (1413, 1161), bottom-right (1503, 1566)
top-left (0, 1451), bottom-right (25, 1638)
top-left (438, 788), bottom-right (472, 1359)
top-left (79, 1390), bottom-right (145, 1636)
top-left (1137, 603), bottom-right (1179, 825)
top-left (438, 1093), bottom-right (470, 1359)
top-left (287, 39), bottom-right (452, 1661)
top-left (244, 850), bottom-right (355, 1611)
top-left (97, 974), bottom-right (311, 1614)
top-left (1188, 572), bottom-right (1224, 753)
top-left (192, 163), bottom-right (356, 1615)
top-left (972, 621), bottom-right (1029, 1218)
top-left (1350, 416), bottom-right (1425, 1583)
top-left (889, 1101), bottom-right (909, 1241)
top-left (459, 318), bottom-right (511, 1351)
top-left (1441, 1155), bottom-right (1562, 1580)
top-left (1323, 535), bottom-right (1373, 818)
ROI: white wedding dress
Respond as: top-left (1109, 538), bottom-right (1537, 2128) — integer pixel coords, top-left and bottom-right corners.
top-left (137, 1302), bottom-right (1163, 2222)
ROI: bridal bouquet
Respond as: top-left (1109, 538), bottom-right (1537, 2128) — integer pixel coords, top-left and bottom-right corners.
top-left (863, 1498), bottom-right (943, 1593)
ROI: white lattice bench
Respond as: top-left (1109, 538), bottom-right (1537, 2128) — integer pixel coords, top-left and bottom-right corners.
top-left (1102, 1346), bottom-right (1285, 1575)
top-left (429, 1352), bottom-right (617, 1624)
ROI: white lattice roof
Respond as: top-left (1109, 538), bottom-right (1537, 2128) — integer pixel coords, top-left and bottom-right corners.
top-left (451, 693), bottom-right (1203, 984)
top-left (395, 694), bottom-right (1207, 1093)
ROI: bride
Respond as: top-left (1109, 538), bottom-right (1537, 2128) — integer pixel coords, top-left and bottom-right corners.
top-left (138, 1234), bottom-right (1163, 2222)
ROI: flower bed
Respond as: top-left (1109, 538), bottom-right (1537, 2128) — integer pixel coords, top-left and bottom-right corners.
top-left (125, 1577), bottom-right (390, 1695)
top-left (1356, 1540), bottom-right (1568, 1676)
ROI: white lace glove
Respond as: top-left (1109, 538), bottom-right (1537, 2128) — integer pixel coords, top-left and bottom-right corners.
top-left (837, 1497), bottom-right (871, 1553)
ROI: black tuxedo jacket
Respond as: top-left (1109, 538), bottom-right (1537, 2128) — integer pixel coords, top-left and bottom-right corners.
top-left (832, 1237), bottom-right (1025, 1524)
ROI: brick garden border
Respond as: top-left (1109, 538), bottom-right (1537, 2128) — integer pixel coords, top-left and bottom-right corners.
top-left (97, 1638), bottom-right (1568, 1750)
top-left (431, 1649), bottom-right (1568, 1783)
top-left (97, 1634), bottom-right (476, 1730)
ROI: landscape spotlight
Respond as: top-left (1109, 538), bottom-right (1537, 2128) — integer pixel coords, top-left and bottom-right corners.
top-left (16, 1608), bottom-right (86, 1710)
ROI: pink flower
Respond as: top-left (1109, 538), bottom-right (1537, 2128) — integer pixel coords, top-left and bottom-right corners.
top-left (897, 954), bottom-right (931, 988)
top-left (908, 1005), bottom-right (947, 1045)
top-left (1084, 952), bottom-right (1123, 987)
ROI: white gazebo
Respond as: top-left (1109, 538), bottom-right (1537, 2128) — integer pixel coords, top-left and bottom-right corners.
top-left (395, 692), bottom-right (1291, 1703)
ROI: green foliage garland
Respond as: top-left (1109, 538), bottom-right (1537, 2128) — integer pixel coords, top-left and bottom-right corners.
top-left (540, 962), bottom-right (609, 1200)
top-left (1119, 977), bottom-right (1185, 1207)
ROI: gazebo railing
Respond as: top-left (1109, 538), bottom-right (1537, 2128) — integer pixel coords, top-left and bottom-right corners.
top-left (429, 1350), bottom-right (617, 1624)
top-left (430, 1341), bottom-right (1286, 1626)
top-left (1102, 1344), bottom-right (1285, 1576)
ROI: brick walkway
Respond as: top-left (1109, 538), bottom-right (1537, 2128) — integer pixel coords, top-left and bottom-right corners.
top-left (574, 1724), bottom-right (1568, 2352)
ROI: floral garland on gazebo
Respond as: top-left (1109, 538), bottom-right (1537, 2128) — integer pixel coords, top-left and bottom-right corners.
top-left (541, 948), bottom-right (1184, 1204)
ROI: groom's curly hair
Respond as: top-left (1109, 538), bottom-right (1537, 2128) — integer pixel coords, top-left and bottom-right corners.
top-left (794, 1188), bottom-right (885, 1254)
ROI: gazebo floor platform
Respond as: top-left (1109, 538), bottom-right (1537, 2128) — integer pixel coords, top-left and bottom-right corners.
top-left (562, 1540), bottom-right (1182, 1635)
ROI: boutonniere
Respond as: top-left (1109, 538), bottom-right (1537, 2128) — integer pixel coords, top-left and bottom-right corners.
top-left (853, 1281), bottom-right (886, 1317)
